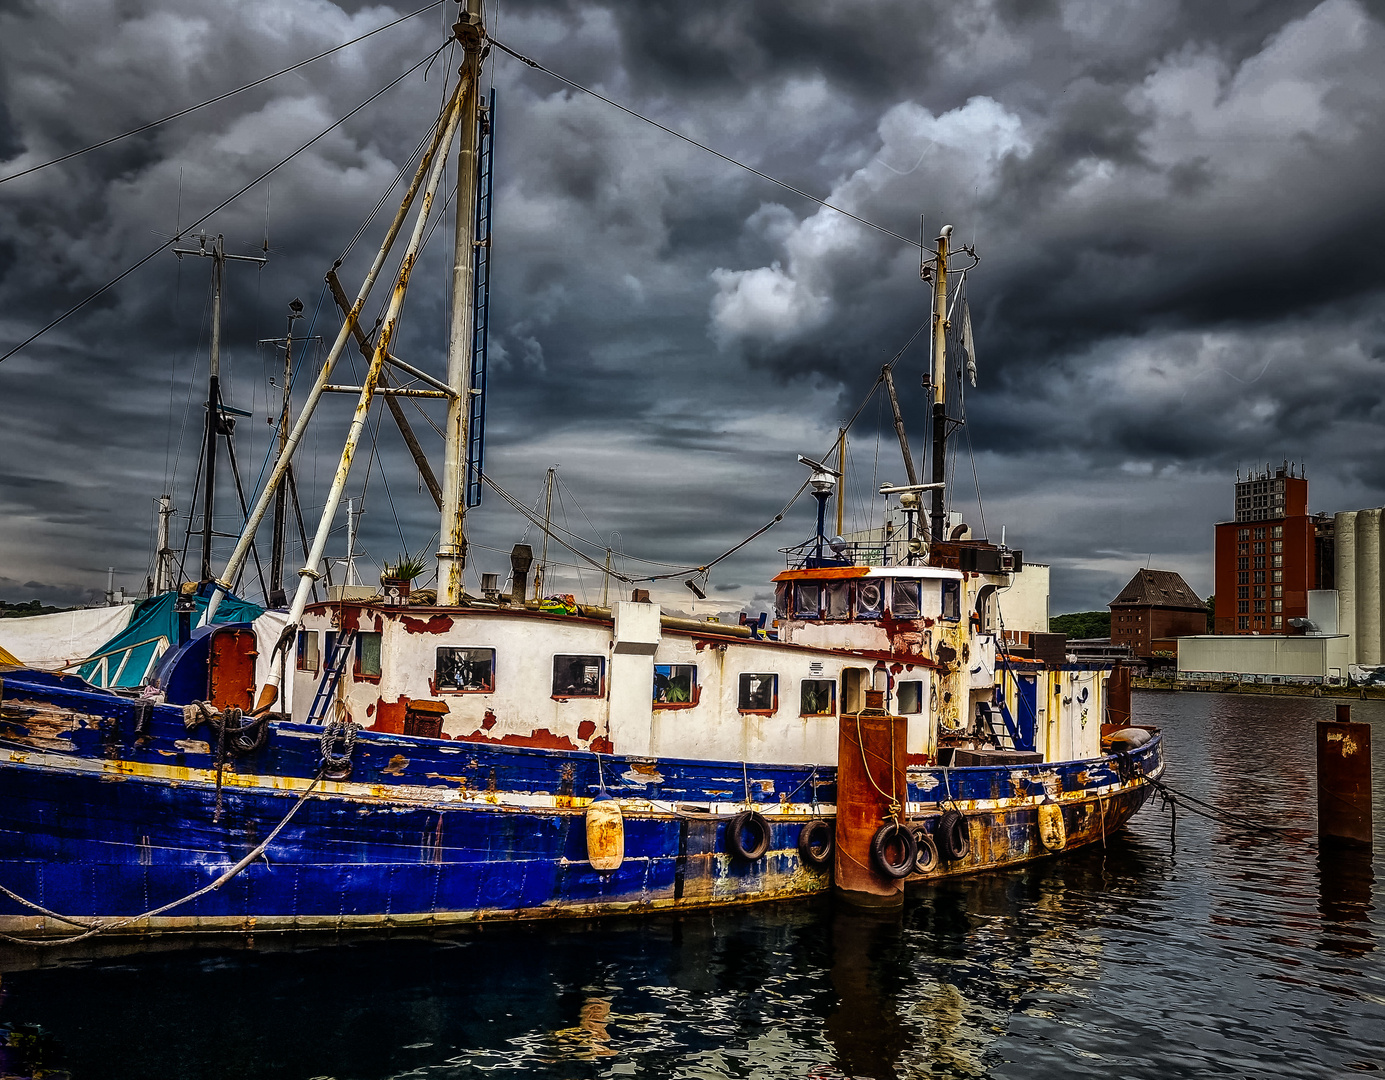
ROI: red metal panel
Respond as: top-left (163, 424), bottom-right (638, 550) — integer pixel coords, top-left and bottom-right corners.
top-left (208, 628), bottom-right (257, 711)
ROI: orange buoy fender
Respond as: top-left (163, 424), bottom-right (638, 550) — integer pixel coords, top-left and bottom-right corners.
top-left (586, 797), bottom-right (625, 872)
top-left (1037, 802), bottom-right (1067, 852)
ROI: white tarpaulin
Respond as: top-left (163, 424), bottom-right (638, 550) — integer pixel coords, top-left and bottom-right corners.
top-left (253, 610), bottom-right (292, 698)
top-left (0, 605), bottom-right (135, 670)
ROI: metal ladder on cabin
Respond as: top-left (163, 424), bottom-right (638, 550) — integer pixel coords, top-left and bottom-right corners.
top-left (980, 700), bottom-right (1018, 751)
top-left (306, 629), bottom-right (355, 725)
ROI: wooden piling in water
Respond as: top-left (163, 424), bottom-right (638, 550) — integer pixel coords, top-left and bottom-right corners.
top-left (835, 708), bottom-right (908, 907)
top-left (1317, 703), bottom-right (1373, 846)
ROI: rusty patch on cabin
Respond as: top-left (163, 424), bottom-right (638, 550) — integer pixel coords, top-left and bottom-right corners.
top-left (577, 720), bottom-right (596, 741)
top-left (455, 727), bottom-right (582, 752)
top-left (402, 614), bottom-right (454, 635)
top-left (480, 709), bottom-right (497, 731)
top-left (370, 695), bottom-right (410, 735)
top-left (382, 754), bottom-right (410, 776)
top-left (629, 760), bottom-right (660, 775)
top-left (591, 736), bottom-right (613, 754)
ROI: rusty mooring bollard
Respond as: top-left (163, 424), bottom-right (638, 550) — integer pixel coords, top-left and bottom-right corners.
top-left (1317, 703), bottom-right (1373, 845)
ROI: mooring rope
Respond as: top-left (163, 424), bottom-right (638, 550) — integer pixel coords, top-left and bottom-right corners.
top-left (0, 769), bottom-right (329, 947)
top-left (1148, 777), bottom-right (1308, 841)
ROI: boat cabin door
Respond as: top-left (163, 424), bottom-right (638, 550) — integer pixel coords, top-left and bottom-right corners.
top-left (841, 667), bottom-right (871, 714)
top-left (208, 627), bottom-right (258, 711)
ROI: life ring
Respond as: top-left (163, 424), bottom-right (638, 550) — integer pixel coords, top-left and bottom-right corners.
top-left (797, 818), bottom-right (834, 868)
top-left (869, 822), bottom-right (917, 879)
top-left (936, 809), bottom-right (971, 861)
top-left (1037, 802), bottom-right (1067, 852)
top-left (728, 810), bottom-right (771, 861)
top-left (910, 825), bottom-right (939, 874)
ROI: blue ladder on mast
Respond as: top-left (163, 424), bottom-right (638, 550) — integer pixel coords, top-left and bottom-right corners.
top-left (465, 88), bottom-right (495, 509)
top-left (306, 629), bottom-right (355, 725)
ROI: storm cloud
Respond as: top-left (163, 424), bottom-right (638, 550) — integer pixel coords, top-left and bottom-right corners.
top-left (1, 0), bottom-right (1382, 617)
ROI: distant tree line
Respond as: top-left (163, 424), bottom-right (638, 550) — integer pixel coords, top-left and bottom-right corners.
top-left (0, 599), bottom-right (73, 618)
top-left (1049, 611), bottom-right (1110, 638)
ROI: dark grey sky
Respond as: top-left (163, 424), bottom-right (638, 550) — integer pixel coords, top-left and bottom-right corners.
top-left (1, 0), bottom-right (1382, 615)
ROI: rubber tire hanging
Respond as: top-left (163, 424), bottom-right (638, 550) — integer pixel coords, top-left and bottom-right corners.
top-left (797, 819), bottom-right (834, 868)
top-left (869, 822), bottom-right (917, 879)
top-left (936, 809), bottom-right (971, 861)
top-left (910, 825), bottom-right (939, 874)
top-left (728, 810), bottom-right (771, 861)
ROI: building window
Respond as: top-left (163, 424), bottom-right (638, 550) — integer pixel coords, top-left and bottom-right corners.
top-left (1273, 555), bottom-right (1282, 568)
top-left (800, 680), bottom-right (835, 716)
top-left (1238, 616), bottom-right (1250, 630)
top-left (654, 664), bottom-right (698, 705)
top-left (435, 647), bottom-right (495, 692)
top-left (1237, 572), bottom-right (1249, 585)
top-left (1253, 542), bottom-right (1265, 554)
top-left (1238, 529), bottom-right (1250, 541)
top-left (1253, 586), bottom-right (1265, 598)
top-left (941, 580), bottom-right (961, 621)
top-left (1237, 558), bottom-right (1249, 570)
top-left (891, 580), bottom-right (921, 618)
top-left (825, 582), bottom-right (850, 620)
top-left (355, 632), bottom-right (382, 678)
top-left (1272, 525), bottom-right (1283, 538)
top-left (896, 681), bottom-right (923, 714)
top-left (1273, 570), bottom-right (1283, 583)
top-left (1238, 543), bottom-right (1249, 555)
top-left (553, 655), bottom-right (604, 697)
top-left (1272, 541), bottom-right (1283, 553)
top-left (793, 583), bottom-right (821, 618)
top-left (1238, 600), bottom-right (1250, 613)
top-left (1273, 585), bottom-right (1282, 598)
top-left (1253, 556), bottom-right (1265, 569)
top-left (1272, 616), bottom-right (1283, 628)
top-left (738, 673), bottom-right (778, 713)
top-left (1272, 600), bottom-right (1282, 613)
top-left (296, 630), bottom-right (320, 672)
top-left (1253, 571), bottom-right (1265, 584)
top-left (1254, 527), bottom-right (1266, 540)
top-left (1254, 600), bottom-right (1265, 613)
top-left (1237, 586), bottom-right (1249, 599)
top-left (856, 580), bottom-right (884, 619)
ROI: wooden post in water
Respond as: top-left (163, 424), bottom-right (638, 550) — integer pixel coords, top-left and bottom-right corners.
top-left (835, 703), bottom-right (908, 907)
top-left (1317, 703), bottom-right (1373, 845)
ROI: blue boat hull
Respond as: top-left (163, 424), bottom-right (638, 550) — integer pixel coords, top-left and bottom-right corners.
top-left (0, 669), bottom-right (1162, 937)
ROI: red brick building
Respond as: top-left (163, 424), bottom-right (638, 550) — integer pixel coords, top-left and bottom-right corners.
top-left (1212, 465), bottom-right (1331, 634)
top-left (1109, 569), bottom-right (1208, 657)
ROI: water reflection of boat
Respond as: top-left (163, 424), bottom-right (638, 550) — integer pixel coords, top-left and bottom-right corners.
top-left (0, 3), bottom-right (1163, 940)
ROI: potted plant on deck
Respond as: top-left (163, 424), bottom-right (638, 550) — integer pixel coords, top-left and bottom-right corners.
top-left (381, 554), bottom-right (427, 604)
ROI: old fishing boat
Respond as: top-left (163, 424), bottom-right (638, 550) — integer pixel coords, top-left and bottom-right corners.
top-left (0, 6), bottom-right (1162, 938)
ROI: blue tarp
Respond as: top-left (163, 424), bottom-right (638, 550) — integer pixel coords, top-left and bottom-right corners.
top-left (78, 590), bottom-right (265, 689)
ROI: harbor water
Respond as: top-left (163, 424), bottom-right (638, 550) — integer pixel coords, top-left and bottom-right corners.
top-left (0, 692), bottom-right (1380, 1079)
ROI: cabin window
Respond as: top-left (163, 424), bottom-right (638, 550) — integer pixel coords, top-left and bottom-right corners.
top-left (800, 679), bottom-right (835, 716)
top-left (296, 631), bottom-right (320, 672)
top-left (654, 664), bottom-right (697, 705)
top-left (891, 580), bottom-right (921, 618)
top-left (774, 583), bottom-right (789, 619)
top-left (793, 583), bottom-right (822, 618)
top-left (553, 655), bottom-right (604, 697)
top-left (738, 673), bottom-right (778, 713)
top-left (355, 632), bottom-right (382, 678)
top-left (896, 680), bottom-right (923, 714)
top-left (856, 580), bottom-right (884, 619)
top-left (435, 647), bottom-right (495, 692)
top-left (941, 580), bottom-right (961, 621)
top-left (825, 582), bottom-right (850, 620)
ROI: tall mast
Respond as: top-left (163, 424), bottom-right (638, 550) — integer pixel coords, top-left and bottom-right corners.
top-left (929, 225), bottom-right (952, 544)
top-left (268, 298), bottom-right (303, 606)
top-left (437, 0), bottom-right (486, 604)
top-left (535, 465), bottom-right (554, 601)
top-left (154, 494), bottom-right (176, 593)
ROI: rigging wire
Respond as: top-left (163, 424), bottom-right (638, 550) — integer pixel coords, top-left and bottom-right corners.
top-left (0, 44), bottom-right (446, 368)
top-left (487, 37), bottom-right (917, 248)
top-left (0, 1), bottom-right (447, 186)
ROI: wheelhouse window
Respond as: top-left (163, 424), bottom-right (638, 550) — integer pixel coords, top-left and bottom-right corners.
top-left (774, 583), bottom-right (789, 619)
top-left (436, 647), bottom-right (495, 692)
top-left (355, 632), bottom-right (382, 678)
top-left (793, 582), bottom-right (822, 619)
top-left (738, 673), bottom-right (778, 713)
top-left (800, 679), bottom-right (835, 716)
top-left (825, 582), bottom-right (850, 620)
top-left (890, 579), bottom-right (921, 618)
top-left (654, 664), bottom-right (697, 705)
top-left (856, 580), bottom-right (884, 619)
top-left (296, 630), bottom-right (320, 673)
top-left (941, 580), bottom-right (961, 621)
top-left (896, 680), bottom-right (923, 714)
top-left (553, 655), bottom-right (604, 697)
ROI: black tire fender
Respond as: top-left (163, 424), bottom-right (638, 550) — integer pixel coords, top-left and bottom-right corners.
top-left (728, 810), bottom-right (771, 861)
top-left (797, 818), bottom-right (834, 868)
top-left (869, 822), bottom-right (917, 880)
top-left (937, 809), bottom-right (971, 861)
top-left (910, 825), bottom-right (939, 874)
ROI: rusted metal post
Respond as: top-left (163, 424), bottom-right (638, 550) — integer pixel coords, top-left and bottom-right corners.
top-left (835, 711), bottom-right (908, 907)
top-left (1318, 703), bottom-right (1373, 845)
top-left (882, 367), bottom-right (918, 487)
top-left (928, 226), bottom-right (951, 543)
top-left (437, 0), bottom-right (486, 604)
top-left (1106, 664), bottom-right (1132, 727)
